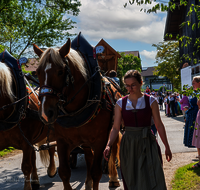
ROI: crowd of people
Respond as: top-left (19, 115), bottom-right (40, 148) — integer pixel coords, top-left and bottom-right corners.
top-left (145, 86), bottom-right (182, 118)
top-left (144, 77), bottom-right (200, 169)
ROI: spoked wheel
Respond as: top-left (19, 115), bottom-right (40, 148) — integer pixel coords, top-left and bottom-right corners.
top-left (70, 153), bottom-right (77, 169)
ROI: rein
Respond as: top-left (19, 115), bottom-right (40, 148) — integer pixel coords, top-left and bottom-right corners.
top-left (0, 86), bottom-right (39, 112)
top-left (0, 74), bottom-right (40, 112)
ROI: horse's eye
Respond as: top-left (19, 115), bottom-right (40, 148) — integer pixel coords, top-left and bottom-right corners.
top-left (58, 70), bottom-right (63, 76)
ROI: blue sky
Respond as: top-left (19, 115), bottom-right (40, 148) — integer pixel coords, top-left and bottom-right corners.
top-left (65, 0), bottom-right (168, 68)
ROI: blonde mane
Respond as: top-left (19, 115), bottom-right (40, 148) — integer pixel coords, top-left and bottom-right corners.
top-left (39, 47), bottom-right (88, 80)
top-left (0, 62), bottom-right (15, 102)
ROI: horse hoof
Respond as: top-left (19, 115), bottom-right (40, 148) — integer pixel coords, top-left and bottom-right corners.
top-left (31, 183), bottom-right (40, 190)
top-left (109, 181), bottom-right (120, 188)
top-left (47, 168), bottom-right (57, 178)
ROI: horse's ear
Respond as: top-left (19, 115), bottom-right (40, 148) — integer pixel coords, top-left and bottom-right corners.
top-left (33, 43), bottom-right (43, 57)
top-left (59, 38), bottom-right (71, 58)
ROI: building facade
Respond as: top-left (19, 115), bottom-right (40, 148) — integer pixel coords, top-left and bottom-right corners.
top-left (141, 67), bottom-right (172, 91)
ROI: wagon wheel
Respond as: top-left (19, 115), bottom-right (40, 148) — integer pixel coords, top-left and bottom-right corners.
top-left (70, 153), bottom-right (77, 169)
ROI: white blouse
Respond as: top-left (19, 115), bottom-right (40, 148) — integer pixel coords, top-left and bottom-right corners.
top-left (116, 95), bottom-right (156, 110)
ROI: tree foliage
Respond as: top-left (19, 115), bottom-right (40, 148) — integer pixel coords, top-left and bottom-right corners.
top-left (117, 52), bottom-right (142, 93)
top-left (153, 41), bottom-right (182, 92)
top-left (125, 0), bottom-right (200, 64)
top-left (0, 0), bottom-right (81, 58)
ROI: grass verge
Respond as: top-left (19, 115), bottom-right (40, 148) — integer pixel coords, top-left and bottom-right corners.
top-left (0, 147), bottom-right (15, 157)
top-left (172, 162), bottom-right (200, 190)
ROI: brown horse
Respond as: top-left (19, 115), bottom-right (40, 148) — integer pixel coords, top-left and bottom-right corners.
top-left (0, 61), bottom-right (57, 190)
top-left (33, 38), bottom-right (122, 190)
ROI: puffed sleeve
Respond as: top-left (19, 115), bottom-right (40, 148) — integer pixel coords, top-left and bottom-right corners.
top-left (150, 95), bottom-right (156, 106)
top-left (116, 98), bottom-right (122, 108)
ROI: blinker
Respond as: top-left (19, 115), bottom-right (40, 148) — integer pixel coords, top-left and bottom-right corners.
top-left (40, 87), bottom-right (53, 94)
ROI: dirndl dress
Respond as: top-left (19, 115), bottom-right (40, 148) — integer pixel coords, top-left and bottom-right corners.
top-left (120, 95), bottom-right (166, 190)
top-left (192, 109), bottom-right (200, 148)
top-left (184, 97), bottom-right (198, 147)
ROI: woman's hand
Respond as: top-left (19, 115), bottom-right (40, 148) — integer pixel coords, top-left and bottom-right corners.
top-left (165, 147), bottom-right (172, 162)
top-left (103, 145), bottom-right (111, 161)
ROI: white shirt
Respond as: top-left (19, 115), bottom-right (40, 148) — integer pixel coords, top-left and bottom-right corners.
top-left (116, 95), bottom-right (156, 110)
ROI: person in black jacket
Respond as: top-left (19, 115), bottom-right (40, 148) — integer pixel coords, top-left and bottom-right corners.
top-left (158, 95), bottom-right (163, 110)
top-left (169, 94), bottom-right (176, 117)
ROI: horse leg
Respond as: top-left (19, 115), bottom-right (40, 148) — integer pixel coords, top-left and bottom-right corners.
top-left (91, 146), bottom-right (105, 190)
top-left (82, 146), bottom-right (94, 190)
top-left (37, 138), bottom-right (57, 178)
top-left (47, 147), bottom-right (57, 178)
top-left (31, 150), bottom-right (40, 190)
top-left (57, 139), bottom-right (72, 190)
top-left (108, 133), bottom-right (122, 188)
top-left (21, 147), bottom-right (34, 190)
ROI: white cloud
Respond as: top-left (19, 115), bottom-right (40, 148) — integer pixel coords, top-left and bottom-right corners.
top-left (66, 0), bottom-right (167, 44)
top-left (140, 50), bottom-right (157, 60)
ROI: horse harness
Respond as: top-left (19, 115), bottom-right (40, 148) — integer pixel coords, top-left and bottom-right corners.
top-left (0, 50), bottom-right (27, 131)
top-left (38, 33), bottom-right (119, 128)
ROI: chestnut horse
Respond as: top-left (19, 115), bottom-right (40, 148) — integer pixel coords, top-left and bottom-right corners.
top-left (0, 61), bottom-right (57, 190)
top-left (33, 38), bottom-right (122, 190)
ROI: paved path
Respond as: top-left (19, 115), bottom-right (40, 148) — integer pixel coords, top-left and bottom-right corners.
top-left (157, 110), bottom-right (196, 154)
top-left (0, 110), bottom-right (196, 190)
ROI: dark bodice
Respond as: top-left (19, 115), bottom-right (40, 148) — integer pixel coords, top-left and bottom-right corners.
top-left (122, 94), bottom-right (152, 127)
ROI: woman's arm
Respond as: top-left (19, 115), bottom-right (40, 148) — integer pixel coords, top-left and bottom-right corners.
top-left (151, 100), bottom-right (172, 162)
top-left (103, 104), bottom-right (122, 160)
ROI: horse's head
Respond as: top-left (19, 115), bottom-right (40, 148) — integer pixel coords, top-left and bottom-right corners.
top-left (33, 39), bottom-right (88, 125)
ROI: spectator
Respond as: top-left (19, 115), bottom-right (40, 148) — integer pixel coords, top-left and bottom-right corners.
top-left (184, 97), bottom-right (198, 148)
top-left (174, 92), bottom-right (178, 116)
top-left (151, 89), bottom-right (155, 96)
top-left (169, 94), bottom-right (176, 117)
top-left (166, 95), bottom-right (171, 117)
top-left (164, 95), bottom-right (168, 115)
top-left (109, 70), bottom-right (120, 85)
top-left (183, 106), bottom-right (189, 123)
top-left (192, 76), bottom-right (200, 167)
top-left (180, 91), bottom-right (190, 119)
top-left (145, 86), bottom-right (151, 94)
top-left (158, 95), bottom-right (163, 110)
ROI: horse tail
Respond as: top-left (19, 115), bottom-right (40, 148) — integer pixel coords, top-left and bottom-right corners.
top-left (36, 138), bottom-right (50, 168)
top-left (108, 132), bottom-right (122, 182)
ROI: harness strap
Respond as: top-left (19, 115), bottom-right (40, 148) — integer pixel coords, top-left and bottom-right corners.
top-left (0, 87), bottom-right (39, 111)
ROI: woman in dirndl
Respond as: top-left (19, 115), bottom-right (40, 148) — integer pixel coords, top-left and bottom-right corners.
top-left (103, 70), bottom-right (172, 190)
top-left (192, 76), bottom-right (200, 168)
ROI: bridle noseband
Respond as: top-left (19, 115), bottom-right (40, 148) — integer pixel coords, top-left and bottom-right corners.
top-left (39, 85), bottom-right (62, 99)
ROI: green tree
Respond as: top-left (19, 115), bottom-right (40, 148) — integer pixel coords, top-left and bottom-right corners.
top-left (124, 0), bottom-right (200, 63)
top-left (153, 41), bottom-right (181, 92)
top-left (117, 52), bottom-right (142, 93)
top-left (0, 0), bottom-right (81, 58)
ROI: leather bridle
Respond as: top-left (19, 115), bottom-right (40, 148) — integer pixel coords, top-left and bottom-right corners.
top-left (38, 55), bottom-right (101, 117)
top-left (38, 57), bottom-right (74, 101)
